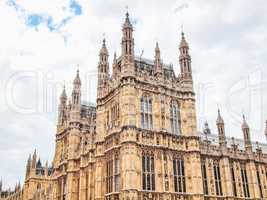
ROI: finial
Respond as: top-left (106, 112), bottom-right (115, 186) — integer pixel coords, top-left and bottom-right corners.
top-left (102, 33), bottom-right (106, 46)
top-left (33, 149), bottom-right (37, 156)
top-left (126, 5), bottom-right (129, 16)
top-left (77, 64), bottom-right (79, 73)
top-left (123, 6), bottom-right (132, 27)
top-left (156, 42), bottom-right (159, 50)
top-left (181, 24), bottom-right (185, 38)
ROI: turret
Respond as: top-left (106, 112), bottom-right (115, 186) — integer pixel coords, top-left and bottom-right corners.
top-left (70, 70), bottom-right (81, 121)
top-left (179, 31), bottom-right (192, 81)
top-left (154, 42), bottom-right (163, 76)
top-left (97, 38), bottom-right (109, 99)
top-left (57, 85), bottom-right (67, 128)
top-left (242, 115), bottom-right (252, 152)
top-left (216, 109), bottom-right (226, 148)
top-left (121, 11), bottom-right (134, 73)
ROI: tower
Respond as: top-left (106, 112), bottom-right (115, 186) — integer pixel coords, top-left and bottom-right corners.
top-left (179, 31), bottom-right (192, 81)
top-left (121, 11), bottom-right (134, 74)
top-left (242, 115), bottom-right (252, 152)
top-left (97, 38), bottom-right (109, 99)
top-left (154, 42), bottom-right (163, 76)
top-left (216, 109), bottom-right (226, 148)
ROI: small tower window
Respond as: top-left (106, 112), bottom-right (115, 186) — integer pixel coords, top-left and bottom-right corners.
top-left (142, 152), bottom-right (155, 191)
top-left (141, 96), bottom-right (153, 129)
top-left (170, 101), bottom-right (181, 135)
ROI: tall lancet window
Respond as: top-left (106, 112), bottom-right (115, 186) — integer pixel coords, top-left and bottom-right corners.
top-left (240, 163), bottom-right (250, 198)
top-left (141, 96), bottom-right (153, 129)
top-left (213, 160), bottom-right (223, 196)
top-left (173, 156), bottom-right (186, 193)
top-left (170, 101), bottom-right (181, 135)
top-left (114, 157), bottom-right (120, 192)
top-left (201, 159), bottom-right (209, 195)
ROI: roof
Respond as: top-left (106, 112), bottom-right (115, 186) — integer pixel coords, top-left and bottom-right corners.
top-left (199, 132), bottom-right (267, 153)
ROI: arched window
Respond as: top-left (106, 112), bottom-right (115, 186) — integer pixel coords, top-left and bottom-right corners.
top-left (141, 96), bottom-right (153, 129)
top-left (170, 101), bottom-right (181, 135)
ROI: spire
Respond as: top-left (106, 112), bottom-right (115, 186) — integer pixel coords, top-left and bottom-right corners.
top-left (242, 114), bottom-right (249, 129)
top-left (121, 11), bottom-right (134, 65)
top-left (216, 109), bottom-right (226, 148)
top-left (241, 114), bottom-right (252, 152)
top-left (71, 69), bottom-right (81, 107)
top-left (32, 149), bottom-right (37, 168)
top-left (60, 85), bottom-right (67, 102)
top-left (216, 109), bottom-right (224, 124)
top-left (97, 38), bottom-right (109, 99)
top-left (58, 84), bottom-right (68, 128)
top-left (26, 154), bottom-right (31, 178)
top-left (98, 38), bottom-right (109, 72)
top-left (18, 182), bottom-right (21, 190)
top-left (154, 42), bottom-right (162, 76)
top-left (123, 11), bottom-right (132, 28)
top-left (112, 52), bottom-right (118, 78)
top-left (73, 69), bottom-right (81, 86)
top-left (179, 30), bottom-right (192, 80)
top-left (100, 38), bottom-right (108, 56)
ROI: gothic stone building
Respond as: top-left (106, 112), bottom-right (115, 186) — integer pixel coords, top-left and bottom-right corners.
top-left (2, 12), bottom-right (267, 200)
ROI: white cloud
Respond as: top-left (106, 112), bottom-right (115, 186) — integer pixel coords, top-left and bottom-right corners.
top-left (1, 0), bottom-right (267, 189)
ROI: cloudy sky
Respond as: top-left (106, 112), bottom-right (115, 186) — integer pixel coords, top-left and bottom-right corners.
top-left (1, 0), bottom-right (267, 189)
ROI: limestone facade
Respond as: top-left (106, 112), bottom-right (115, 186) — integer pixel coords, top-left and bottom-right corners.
top-left (2, 12), bottom-right (267, 200)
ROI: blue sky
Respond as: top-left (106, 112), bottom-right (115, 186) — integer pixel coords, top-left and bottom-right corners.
top-left (8, 0), bottom-right (82, 32)
top-left (0, 0), bottom-right (267, 190)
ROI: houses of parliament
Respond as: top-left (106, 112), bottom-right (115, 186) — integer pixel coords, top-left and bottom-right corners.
top-left (2, 12), bottom-right (267, 200)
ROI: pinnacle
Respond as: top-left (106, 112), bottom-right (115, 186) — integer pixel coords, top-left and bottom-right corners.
top-left (100, 38), bottom-right (108, 55)
top-left (216, 109), bottom-right (224, 124)
top-left (73, 69), bottom-right (81, 85)
top-left (123, 10), bottom-right (132, 28)
top-left (155, 42), bottom-right (160, 52)
top-left (242, 114), bottom-right (249, 129)
top-left (180, 30), bottom-right (188, 48)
